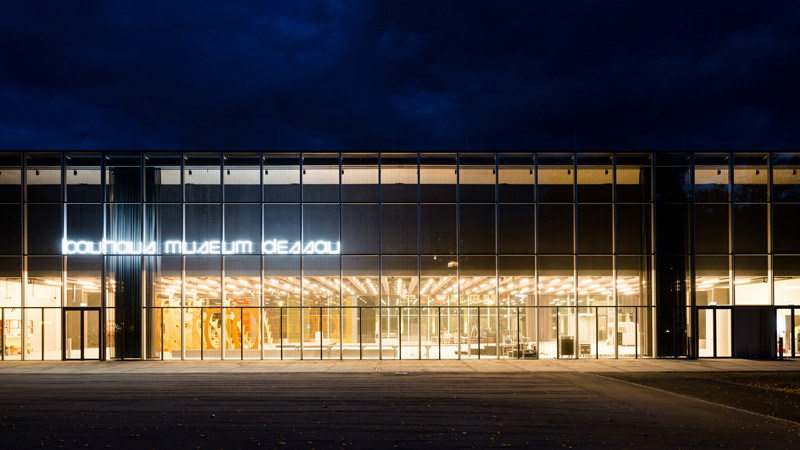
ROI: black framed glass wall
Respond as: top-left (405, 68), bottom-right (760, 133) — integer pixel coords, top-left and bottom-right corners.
top-left (8, 151), bottom-right (800, 361)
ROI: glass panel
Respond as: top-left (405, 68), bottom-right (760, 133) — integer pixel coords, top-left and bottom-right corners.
top-left (263, 203), bottom-right (301, 249)
top-left (537, 153), bottom-right (573, 202)
top-left (202, 307), bottom-right (222, 359)
top-left (421, 307), bottom-right (440, 359)
top-left (321, 307), bottom-right (341, 359)
top-left (655, 204), bottom-right (691, 254)
top-left (616, 153), bottom-right (652, 203)
top-left (695, 204), bottom-right (730, 254)
top-left (618, 307), bottom-right (636, 358)
top-left (381, 204), bottom-right (417, 254)
top-left (66, 153), bottom-right (101, 203)
top-left (263, 153), bottom-right (300, 202)
top-left (420, 153), bottom-right (456, 203)
top-left (25, 204), bottom-right (61, 255)
top-left (733, 153), bottom-right (769, 202)
top-left (84, 310), bottom-right (100, 359)
top-left (342, 256), bottom-right (379, 307)
top-left (242, 307), bottom-right (261, 359)
top-left (459, 256), bottom-right (495, 306)
top-left (342, 153), bottom-right (378, 202)
top-left (145, 204), bottom-right (182, 253)
top-left (65, 310), bottom-right (81, 359)
top-left (340, 307), bottom-right (360, 359)
top-left (775, 256), bottom-right (800, 306)
top-left (303, 203), bottom-right (339, 246)
top-left (578, 307), bottom-right (595, 358)
top-left (716, 309), bottom-right (732, 357)
top-left (185, 257), bottom-right (221, 307)
top-left (65, 257), bottom-right (102, 307)
top-left (282, 308), bottom-right (301, 359)
top-left (27, 257), bottom-right (62, 307)
top-left (733, 204), bottom-right (768, 254)
top-left (264, 256), bottom-right (300, 307)
top-left (0, 151), bottom-right (22, 202)
top-left (302, 255), bottom-right (339, 306)
top-left (440, 307), bottom-right (459, 359)
top-left (0, 204), bottom-right (22, 255)
top-left (538, 204), bottom-right (573, 254)
top-left (224, 203), bottom-right (260, 250)
top-left (302, 153), bottom-right (339, 203)
top-left (617, 256), bottom-right (652, 306)
top-left (734, 256), bottom-right (769, 305)
top-left (400, 307), bottom-right (419, 359)
top-left (498, 256), bottom-right (535, 307)
top-left (184, 307), bottom-right (201, 359)
top-left (616, 204), bottom-right (651, 254)
top-left (557, 307), bottom-right (577, 358)
top-left (498, 153), bottom-right (535, 203)
top-left (223, 153), bottom-right (260, 202)
top-left (776, 309), bottom-right (794, 357)
top-left (106, 307), bottom-right (117, 359)
top-left (773, 153), bottom-right (800, 202)
top-left (106, 204), bottom-right (142, 253)
top-left (577, 204), bottom-right (612, 254)
top-left (380, 307), bottom-right (400, 359)
top-left (225, 256), bottom-right (261, 307)
top-left (185, 204), bottom-right (221, 244)
top-left (25, 152), bottom-right (61, 203)
top-left (342, 204), bottom-right (378, 254)
top-left (695, 256), bottom-right (730, 306)
top-left (420, 255), bottom-right (457, 307)
top-left (598, 306), bottom-right (615, 358)
top-left (380, 153), bottom-right (417, 203)
top-left (538, 256), bottom-right (574, 306)
top-left (459, 204), bottom-right (495, 254)
top-left (694, 153), bottom-right (730, 202)
top-left (498, 204), bottom-right (534, 254)
top-left (360, 307), bottom-right (380, 359)
top-left (458, 153), bottom-right (495, 203)
top-left (145, 153), bottom-right (181, 202)
top-left (26, 308), bottom-right (42, 361)
top-left (106, 256), bottom-right (142, 359)
top-left (638, 307), bottom-right (656, 358)
top-left (66, 204), bottom-right (103, 246)
top-left (577, 153), bottom-right (613, 202)
top-left (160, 307), bottom-right (182, 359)
top-left (655, 152), bottom-right (691, 202)
top-left (43, 308), bottom-right (61, 360)
top-left (460, 306), bottom-right (480, 358)
top-left (381, 256), bottom-right (418, 307)
top-left (420, 204), bottom-right (456, 255)
top-left (262, 307), bottom-right (280, 359)
top-left (774, 204), bottom-right (800, 254)
top-left (105, 154), bottom-right (141, 202)
top-left (184, 153), bottom-right (221, 202)
top-left (578, 256), bottom-right (613, 307)
top-left (0, 257), bottom-right (22, 307)
top-left (538, 306), bottom-right (556, 358)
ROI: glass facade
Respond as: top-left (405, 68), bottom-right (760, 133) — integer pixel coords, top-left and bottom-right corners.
top-left (0, 151), bottom-right (797, 360)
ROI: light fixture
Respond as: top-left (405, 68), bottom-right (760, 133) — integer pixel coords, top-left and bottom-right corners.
top-left (188, 170), bottom-right (192, 175)
top-left (717, 169), bottom-right (721, 175)
top-left (605, 169), bottom-right (608, 175)
top-left (567, 169), bottom-right (571, 175)
top-left (755, 169), bottom-right (760, 175)
top-left (36, 170), bottom-right (40, 176)
top-left (227, 170), bottom-right (230, 175)
top-left (73, 170), bottom-right (77, 176)
top-left (265, 170), bottom-right (268, 175)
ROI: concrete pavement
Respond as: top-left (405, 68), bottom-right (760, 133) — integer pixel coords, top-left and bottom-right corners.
top-left (1, 357), bottom-right (799, 373)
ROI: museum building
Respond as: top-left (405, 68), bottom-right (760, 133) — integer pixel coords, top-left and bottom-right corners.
top-left (0, 151), bottom-right (798, 361)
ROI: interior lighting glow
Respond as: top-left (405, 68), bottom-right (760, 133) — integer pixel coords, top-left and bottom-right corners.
top-left (561, 284), bottom-right (572, 290)
top-left (546, 287), bottom-right (554, 292)
top-left (206, 280), bottom-right (218, 285)
top-left (550, 279), bottom-right (561, 285)
top-left (590, 284), bottom-right (599, 288)
top-left (580, 279), bottom-right (592, 285)
top-left (556, 291), bottom-right (564, 295)
top-left (521, 287), bottom-right (529, 293)
top-left (734, 279), bottom-right (751, 284)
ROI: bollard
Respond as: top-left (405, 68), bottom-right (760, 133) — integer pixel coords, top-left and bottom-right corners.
top-left (779, 337), bottom-right (784, 360)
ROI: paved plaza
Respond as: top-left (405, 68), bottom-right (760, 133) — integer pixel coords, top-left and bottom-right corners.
top-left (1, 357), bottom-right (798, 374)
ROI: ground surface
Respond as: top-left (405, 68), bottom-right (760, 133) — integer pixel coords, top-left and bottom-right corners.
top-left (2, 371), bottom-right (799, 450)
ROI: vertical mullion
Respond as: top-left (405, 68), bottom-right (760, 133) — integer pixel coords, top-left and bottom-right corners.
top-left (691, 152), bottom-right (698, 358)
top-left (101, 152), bottom-right (108, 359)
top-left (573, 152), bottom-right (578, 359)
top-left (495, 152), bottom-right (500, 359)
top-left (220, 152), bottom-right (225, 361)
top-left (180, 151), bottom-right (186, 361)
top-left (456, 152), bottom-right (460, 360)
top-left (299, 153), bottom-right (304, 360)
top-left (613, 152), bottom-right (618, 359)
top-left (338, 153), bottom-right (342, 360)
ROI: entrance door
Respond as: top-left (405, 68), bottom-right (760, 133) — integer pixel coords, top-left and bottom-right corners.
top-left (698, 307), bottom-right (732, 357)
top-left (777, 308), bottom-right (800, 357)
top-left (64, 309), bottom-right (101, 360)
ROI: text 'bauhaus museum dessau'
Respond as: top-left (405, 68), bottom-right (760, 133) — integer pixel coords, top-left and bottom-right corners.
top-left (0, 152), bottom-right (798, 361)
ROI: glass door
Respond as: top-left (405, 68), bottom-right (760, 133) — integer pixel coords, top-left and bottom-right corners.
top-left (64, 309), bottom-right (101, 360)
top-left (698, 307), bottom-right (732, 357)
top-left (777, 308), bottom-right (799, 358)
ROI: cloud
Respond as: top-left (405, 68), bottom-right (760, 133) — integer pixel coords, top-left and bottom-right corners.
top-left (0, 1), bottom-right (798, 150)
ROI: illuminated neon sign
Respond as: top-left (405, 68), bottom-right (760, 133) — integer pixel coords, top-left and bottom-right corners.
top-left (62, 239), bottom-right (340, 255)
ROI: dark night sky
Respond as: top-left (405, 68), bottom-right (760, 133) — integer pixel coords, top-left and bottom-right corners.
top-left (1, 1), bottom-right (798, 151)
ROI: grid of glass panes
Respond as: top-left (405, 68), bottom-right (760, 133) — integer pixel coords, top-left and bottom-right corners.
top-left (26, 151), bottom-right (800, 361)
